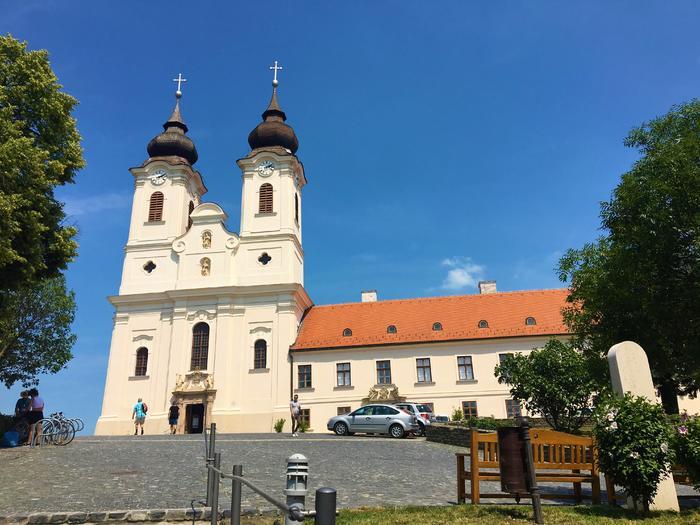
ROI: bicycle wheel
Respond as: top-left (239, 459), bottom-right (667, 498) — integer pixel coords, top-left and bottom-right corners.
top-left (70, 418), bottom-right (85, 432)
top-left (55, 420), bottom-right (76, 446)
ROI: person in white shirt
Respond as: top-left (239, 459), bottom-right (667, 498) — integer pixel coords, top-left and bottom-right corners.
top-left (289, 394), bottom-right (301, 437)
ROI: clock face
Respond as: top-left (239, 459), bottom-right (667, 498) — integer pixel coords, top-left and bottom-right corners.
top-left (150, 170), bottom-right (167, 186)
top-left (256, 161), bottom-right (275, 177)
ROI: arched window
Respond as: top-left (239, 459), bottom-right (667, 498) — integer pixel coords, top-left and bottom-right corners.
top-left (525, 317), bottom-right (537, 326)
top-left (343, 328), bottom-right (352, 337)
top-left (187, 200), bottom-right (195, 230)
top-left (478, 320), bottom-right (489, 329)
top-left (387, 325), bottom-right (397, 334)
top-left (191, 322), bottom-right (210, 370)
top-left (259, 183), bottom-right (273, 213)
top-left (135, 347), bottom-right (148, 376)
top-left (432, 322), bottom-right (443, 331)
top-left (294, 193), bottom-right (299, 223)
top-left (148, 192), bottom-right (164, 222)
top-left (254, 339), bottom-right (267, 369)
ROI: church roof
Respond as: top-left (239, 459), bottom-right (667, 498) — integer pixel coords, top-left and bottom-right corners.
top-left (290, 289), bottom-right (570, 351)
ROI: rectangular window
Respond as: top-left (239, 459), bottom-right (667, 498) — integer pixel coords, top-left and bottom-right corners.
top-left (416, 358), bottom-right (432, 383)
top-left (376, 360), bottom-right (392, 385)
top-left (337, 406), bottom-right (351, 416)
top-left (298, 364), bottom-right (312, 389)
top-left (462, 400), bottom-right (478, 419)
top-left (457, 356), bottom-right (474, 380)
top-left (336, 362), bottom-right (351, 386)
top-left (499, 353), bottom-right (514, 365)
top-left (505, 399), bottom-right (522, 418)
top-left (299, 408), bottom-right (311, 428)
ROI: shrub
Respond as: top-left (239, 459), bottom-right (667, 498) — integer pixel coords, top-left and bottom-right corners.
top-left (451, 408), bottom-right (463, 422)
top-left (593, 394), bottom-right (674, 512)
top-left (0, 413), bottom-right (14, 436)
top-left (673, 412), bottom-right (700, 491)
top-left (464, 416), bottom-right (499, 430)
top-left (298, 420), bottom-right (309, 433)
top-left (273, 418), bottom-right (285, 433)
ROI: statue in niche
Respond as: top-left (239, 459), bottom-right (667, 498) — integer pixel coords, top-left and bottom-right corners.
top-left (202, 231), bottom-right (211, 249)
top-left (200, 257), bottom-right (211, 276)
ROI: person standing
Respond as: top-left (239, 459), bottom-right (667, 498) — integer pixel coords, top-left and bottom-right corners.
top-left (289, 394), bottom-right (301, 437)
top-left (14, 390), bottom-right (30, 419)
top-left (132, 397), bottom-right (148, 435)
top-left (168, 403), bottom-right (180, 434)
top-left (27, 388), bottom-right (44, 446)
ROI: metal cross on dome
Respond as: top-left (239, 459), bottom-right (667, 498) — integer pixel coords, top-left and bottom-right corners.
top-left (269, 60), bottom-right (283, 86)
top-left (172, 73), bottom-right (187, 97)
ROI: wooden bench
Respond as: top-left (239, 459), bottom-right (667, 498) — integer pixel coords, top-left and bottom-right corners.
top-left (456, 428), bottom-right (604, 504)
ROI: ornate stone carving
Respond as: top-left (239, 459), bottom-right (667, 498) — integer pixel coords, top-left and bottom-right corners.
top-left (225, 236), bottom-right (239, 250)
top-left (186, 310), bottom-right (216, 321)
top-left (363, 385), bottom-right (404, 404)
top-left (202, 231), bottom-right (212, 249)
top-left (173, 370), bottom-right (215, 393)
top-left (172, 240), bottom-right (186, 253)
top-left (200, 257), bottom-right (210, 276)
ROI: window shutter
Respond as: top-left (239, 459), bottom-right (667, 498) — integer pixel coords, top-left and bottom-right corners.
top-left (259, 184), bottom-right (273, 213)
top-left (148, 192), bottom-right (164, 222)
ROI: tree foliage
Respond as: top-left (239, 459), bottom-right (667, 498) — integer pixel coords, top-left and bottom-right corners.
top-left (0, 275), bottom-right (76, 387)
top-left (0, 34), bottom-right (84, 290)
top-left (495, 339), bottom-right (603, 433)
top-left (558, 100), bottom-right (700, 413)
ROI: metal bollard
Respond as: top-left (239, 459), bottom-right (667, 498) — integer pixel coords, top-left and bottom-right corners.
top-left (210, 452), bottom-right (221, 525)
top-left (231, 464), bottom-right (243, 525)
top-left (206, 423), bottom-right (217, 506)
top-left (284, 454), bottom-right (308, 525)
top-left (314, 488), bottom-right (336, 525)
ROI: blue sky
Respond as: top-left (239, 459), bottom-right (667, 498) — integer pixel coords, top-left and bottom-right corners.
top-left (2, 1), bottom-right (699, 433)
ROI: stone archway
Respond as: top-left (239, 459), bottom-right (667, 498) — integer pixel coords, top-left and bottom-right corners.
top-left (172, 371), bottom-right (216, 434)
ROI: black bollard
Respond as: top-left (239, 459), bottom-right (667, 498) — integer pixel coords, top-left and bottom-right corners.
top-left (210, 452), bottom-right (221, 525)
top-left (519, 417), bottom-right (544, 525)
top-left (231, 465), bottom-right (243, 525)
top-left (206, 423), bottom-right (217, 506)
top-left (314, 487), bottom-right (337, 525)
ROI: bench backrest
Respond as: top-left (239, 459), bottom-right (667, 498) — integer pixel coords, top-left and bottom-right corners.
top-left (473, 428), bottom-right (596, 471)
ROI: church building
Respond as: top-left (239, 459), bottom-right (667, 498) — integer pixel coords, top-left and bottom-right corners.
top-left (95, 70), bottom-right (573, 435)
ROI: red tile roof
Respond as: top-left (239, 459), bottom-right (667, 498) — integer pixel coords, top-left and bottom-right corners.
top-left (291, 289), bottom-right (570, 351)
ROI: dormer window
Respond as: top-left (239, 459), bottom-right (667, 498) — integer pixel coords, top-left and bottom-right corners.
top-left (432, 322), bottom-right (442, 331)
top-left (478, 320), bottom-right (489, 329)
top-left (525, 317), bottom-right (537, 326)
top-left (387, 325), bottom-right (397, 334)
top-left (343, 328), bottom-right (352, 337)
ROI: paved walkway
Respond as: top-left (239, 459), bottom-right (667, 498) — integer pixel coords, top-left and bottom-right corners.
top-left (0, 434), bottom-right (697, 514)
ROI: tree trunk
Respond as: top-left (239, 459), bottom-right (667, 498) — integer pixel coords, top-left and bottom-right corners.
top-left (659, 378), bottom-right (679, 414)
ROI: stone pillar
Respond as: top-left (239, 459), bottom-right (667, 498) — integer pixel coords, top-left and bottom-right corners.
top-left (607, 341), bottom-right (679, 511)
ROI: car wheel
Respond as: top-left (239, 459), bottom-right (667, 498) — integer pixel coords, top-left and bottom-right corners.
top-left (414, 422), bottom-right (425, 437)
top-left (389, 424), bottom-right (405, 439)
top-left (334, 422), bottom-right (348, 436)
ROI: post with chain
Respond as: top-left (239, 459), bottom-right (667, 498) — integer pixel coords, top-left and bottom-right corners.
top-left (284, 454), bottom-right (308, 525)
top-left (209, 451), bottom-right (221, 525)
top-left (314, 487), bottom-right (336, 525)
top-left (206, 423), bottom-right (217, 506)
top-left (231, 464), bottom-right (243, 525)
top-left (520, 417), bottom-right (544, 525)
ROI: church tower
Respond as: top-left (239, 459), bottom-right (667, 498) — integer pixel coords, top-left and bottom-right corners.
top-left (236, 64), bottom-right (306, 287)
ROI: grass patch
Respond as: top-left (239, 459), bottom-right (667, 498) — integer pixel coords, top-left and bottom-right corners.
top-left (240, 505), bottom-right (700, 524)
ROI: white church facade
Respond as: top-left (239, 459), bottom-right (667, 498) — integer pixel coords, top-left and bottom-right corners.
top-left (94, 72), bottom-right (700, 436)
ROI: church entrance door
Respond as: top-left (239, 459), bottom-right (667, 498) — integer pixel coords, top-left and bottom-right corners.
top-left (186, 403), bottom-right (205, 434)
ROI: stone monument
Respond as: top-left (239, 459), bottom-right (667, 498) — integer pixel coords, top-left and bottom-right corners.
top-left (607, 341), bottom-right (679, 511)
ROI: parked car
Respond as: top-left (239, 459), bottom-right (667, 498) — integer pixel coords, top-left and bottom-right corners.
top-left (393, 402), bottom-right (434, 436)
top-left (327, 404), bottom-right (419, 438)
top-left (434, 415), bottom-right (450, 423)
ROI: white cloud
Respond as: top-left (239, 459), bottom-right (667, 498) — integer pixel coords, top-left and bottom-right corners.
top-left (441, 257), bottom-right (485, 291)
top-left (62, 193), bottom-right (131, 216)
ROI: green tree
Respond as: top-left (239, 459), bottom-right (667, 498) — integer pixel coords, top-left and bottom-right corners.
top-left (495, 339), bottom-right (603, 433)
top-left (558, 100), bottom-right (700, 414)
top-left (0, 34), bottom-right (84, 290)
top-left (0, 275), bottom-right (76, 387)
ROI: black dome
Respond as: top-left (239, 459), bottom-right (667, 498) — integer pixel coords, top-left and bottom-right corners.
top-left (147, 98), bottom-right (198, 165)
top-left (247, 88), bottom-right (298, 153)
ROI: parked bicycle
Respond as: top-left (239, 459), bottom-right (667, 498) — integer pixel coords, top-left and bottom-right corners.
top-left (31, 412), bottom-right (84, 447)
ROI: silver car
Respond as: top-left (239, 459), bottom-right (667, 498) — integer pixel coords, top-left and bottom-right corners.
top-left (326, 404), bottom-right (419, 438)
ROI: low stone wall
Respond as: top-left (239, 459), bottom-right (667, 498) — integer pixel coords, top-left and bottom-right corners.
top-left (425, 423), bottom-right (471, 447)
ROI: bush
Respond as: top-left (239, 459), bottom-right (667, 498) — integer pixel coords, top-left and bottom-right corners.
top-left (593, 394), bottom-right (674, 512)
top-left (298, 420), bottom-right (309, 433)
top-left (673, 412), bottom-right (700, 491)
top-left (273, 418), bottom-right (285, 433)
top-left (451, 408), bottom-right (463, 422)
top-left (464, 416), bottom-right (499, 430)
top-left (0, 413), bottom-right (14, 436)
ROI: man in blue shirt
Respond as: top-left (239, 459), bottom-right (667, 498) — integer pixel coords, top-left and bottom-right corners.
top-left (132, 398), bottom-right (147, 436)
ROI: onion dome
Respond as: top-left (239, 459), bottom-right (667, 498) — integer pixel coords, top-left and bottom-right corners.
top-left (248, 84), bottom-right (299, 154)
top-left (147, 92), bottom-right (198, 165)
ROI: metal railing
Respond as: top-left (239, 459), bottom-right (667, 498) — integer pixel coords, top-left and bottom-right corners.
top-left (202, 424), bottom-right (337, 525)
